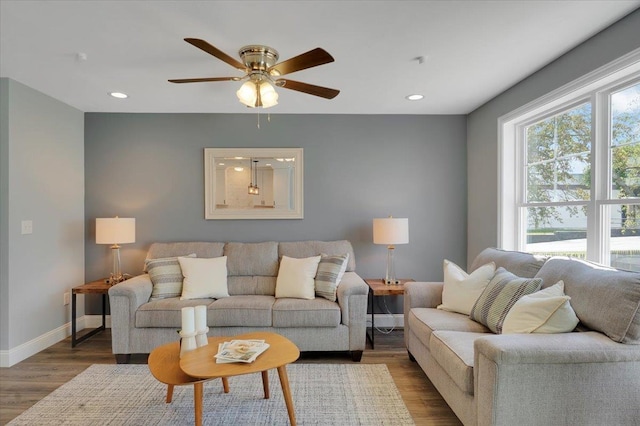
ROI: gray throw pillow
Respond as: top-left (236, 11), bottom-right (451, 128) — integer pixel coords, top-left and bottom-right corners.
top-left (146, 254), bottom-right (196, 300)
top-left (315, 253), bottom-right (349, 302)
top-left (470, 267), bottom-right (542, 334)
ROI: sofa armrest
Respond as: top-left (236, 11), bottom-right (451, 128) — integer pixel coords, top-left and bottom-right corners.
top-left (474, 332), bottom-right (640, 426)
top-left (108, 274), bottom-right (153, 307)
top-left (336, 272), bottom-right (369, 325)
top-left (403, 281), bottom-right (443, 310)
top-left (108, 274), bottom-right (152, 354)
top-left (336, 272), bottom-right (369, 353)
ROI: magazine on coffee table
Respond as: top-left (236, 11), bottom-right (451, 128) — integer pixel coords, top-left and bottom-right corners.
top-left (215, 339), bottom-right (270, 363)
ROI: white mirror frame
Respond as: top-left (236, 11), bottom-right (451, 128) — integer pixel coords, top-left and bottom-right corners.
top-left (204, 148), bottom-right (304, 220)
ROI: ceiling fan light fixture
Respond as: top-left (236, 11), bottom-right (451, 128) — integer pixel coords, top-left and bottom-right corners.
top-left (259, 81), bottom-right (279, 108)
top-left (237, 81), bottom-right (258, 107)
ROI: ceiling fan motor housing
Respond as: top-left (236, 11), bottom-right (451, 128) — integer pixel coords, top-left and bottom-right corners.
top-left (239, 45), bottom-right (279, 73)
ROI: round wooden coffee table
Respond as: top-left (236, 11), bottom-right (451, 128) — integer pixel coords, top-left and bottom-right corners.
top-left (149, 332), bottom-right (300, 426)
top-left (148, 340), bottom-right (230, 420)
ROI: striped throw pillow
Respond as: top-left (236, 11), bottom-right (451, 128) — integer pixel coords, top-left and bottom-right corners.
top-left (315, 253), bottom-right (349, 302)
top-left (470, 267), bottom-right (542, 334)
top-left (146, 253), bottom-right (196, 300)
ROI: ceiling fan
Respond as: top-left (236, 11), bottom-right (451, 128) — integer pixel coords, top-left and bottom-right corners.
top-left (169, 38), bottom-right (340, 108)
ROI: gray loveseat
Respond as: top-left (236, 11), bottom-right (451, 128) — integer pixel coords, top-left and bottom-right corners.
top-left (109, 240), bottom-right (368, 363)
top-left (404, 248), bottom-right (640, 426)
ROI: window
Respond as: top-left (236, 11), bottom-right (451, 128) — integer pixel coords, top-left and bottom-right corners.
top-left (499, 51), bottom-right (640, 272)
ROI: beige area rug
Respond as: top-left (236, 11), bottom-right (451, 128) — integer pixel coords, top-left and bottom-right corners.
top-left (9, 363), bottom-right (414, 425)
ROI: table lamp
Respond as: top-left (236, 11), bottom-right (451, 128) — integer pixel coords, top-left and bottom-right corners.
top-left (96, 217), bottom-right (135, 284)
top-left (373, 216), bottom-right (409, 285)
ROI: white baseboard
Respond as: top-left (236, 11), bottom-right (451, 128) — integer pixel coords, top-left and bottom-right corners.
top-left (84, 314), bottom-right (112, 329)
top-left (0, 315), bottom-right (112, 367)
top-left (367, 313), bottom-right (404, 329)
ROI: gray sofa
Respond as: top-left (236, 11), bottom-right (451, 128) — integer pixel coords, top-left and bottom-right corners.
top-left (108, 240), bottom-right (368, 363)
top-left (404, 248), bottom-right (640, 426)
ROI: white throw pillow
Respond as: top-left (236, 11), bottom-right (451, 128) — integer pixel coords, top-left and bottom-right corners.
top-left (503, 281), bottom-right (579, 334)
top-left (178, 256), bottom-right (229, 300)
top-left (437, 259), bottom-right (496, 315)
top-left (275, 255), bottom-right (322, 299)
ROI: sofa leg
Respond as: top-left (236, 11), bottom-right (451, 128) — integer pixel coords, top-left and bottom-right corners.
top-left (351, 350), bottom-right (363, 362)
top-left (408, 350), bottom-right (416, 362)
top-left (115, 354), bottom-right (131, 364)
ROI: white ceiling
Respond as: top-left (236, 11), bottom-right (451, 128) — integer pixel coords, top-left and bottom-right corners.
top-left (1, 1), bottom-right (638, 115)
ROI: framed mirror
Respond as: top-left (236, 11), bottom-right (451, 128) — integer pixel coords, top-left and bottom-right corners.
top-left (204, 148), bottom-right (303, 219)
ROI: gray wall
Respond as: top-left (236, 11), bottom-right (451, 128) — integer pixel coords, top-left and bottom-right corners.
top-left (0, 78), bottom-right (84, 353)
top-left (84, 113), bottom-right (467, 313)
top-left (467, 9), bottom-right (640, 264)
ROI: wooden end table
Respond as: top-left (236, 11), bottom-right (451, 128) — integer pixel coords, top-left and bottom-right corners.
top-left (364, 278), bottom-right (415, 349)
top-left (149, 331), bottom-right (300, 426)
top-left (71, 279), bottom-right (111, 347)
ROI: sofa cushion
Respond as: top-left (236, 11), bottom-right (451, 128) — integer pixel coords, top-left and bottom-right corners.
top-left (208, 295), bottom-right (275, 327)
top-left (224, 241), bottom-right (279, 276)
top-left (273, 298), bottom-right (341, 327)
top-left (503, 281), bottom-right (579, 334)
top-left (407, 307), bottom-right (491, 349)
top-left (430, 331), bottom-right (484, 395)
top-left (470, 268), bottom-right (542, 334)
top-left (470, 247), bottom-right (547, 278)
top-left (144, 242), bottom-right (225, 271)
top-left (146, 253), bottom-right (195, 300)
top-left (438, 259), bottom-right (496, 315)
top-left (535, 257), bottom-right (640, 344)
top-left (136, 297), bottom-right (213, 328)
top-left (279, 240), bottom-right (356, 272)
top-left (227, 276), bottom-right (277, 296)
top-left (178, 256), bottom-right (229, 300)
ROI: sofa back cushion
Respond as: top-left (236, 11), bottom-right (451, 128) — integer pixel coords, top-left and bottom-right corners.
top-left (224, 242), bottom-right (279, 276)
top-left (535, 257), bottom-right (640, 344)
top-left (144, 242), bottom-right (225, 272)
top-left (146, 242), bottom-right (225, 261)
top-left (278, 240), bottom-right (356, 272)
top-left (470, 247), bottom-right (547, 278)
top-left (227, 276), bottom-right (277, 296)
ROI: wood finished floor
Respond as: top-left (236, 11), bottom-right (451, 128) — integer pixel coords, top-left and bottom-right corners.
top-left (0, 329), bottom-right (462, 425)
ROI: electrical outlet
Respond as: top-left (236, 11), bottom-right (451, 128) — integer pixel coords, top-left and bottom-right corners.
top-left (64, 292), bottom-right (70, 306)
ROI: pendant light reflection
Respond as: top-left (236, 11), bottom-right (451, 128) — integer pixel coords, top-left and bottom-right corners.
top-left (248, 159), bottom-right (260, 195)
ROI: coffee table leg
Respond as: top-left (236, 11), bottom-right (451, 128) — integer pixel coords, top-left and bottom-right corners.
top-left (222, 377), bottom-right (230, 393)
top-left (166, 384), bottom-right (174, 403)
top-left (262, 370), bottom-right (270, 399)
top-left (277, 366), bottom-right (296, 426)
top-left (194, 382), bottom-right (203, 426)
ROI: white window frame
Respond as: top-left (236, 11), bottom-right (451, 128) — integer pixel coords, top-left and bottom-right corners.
top-left (498, 48), bottom-right (640, 264)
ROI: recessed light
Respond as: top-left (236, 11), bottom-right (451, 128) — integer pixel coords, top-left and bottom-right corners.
top-left (109, 92), bottom-right (128, 99)
top-left (406, 94), bottom-right (424, 101)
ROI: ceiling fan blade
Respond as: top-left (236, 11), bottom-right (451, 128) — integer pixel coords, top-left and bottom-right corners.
top-left (268, 48), bottom-right (334, 76)
top-left (168, 77), bottom-right (239, 83)
top-left (276, 79), bottom-right (340, 99)
top-left (184, 38), bottom-right (247, 72)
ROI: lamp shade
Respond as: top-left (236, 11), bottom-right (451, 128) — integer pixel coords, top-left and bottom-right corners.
top-left (373, 217), bottom-right (409, 245)
top-left (96, 217), bottom-right (136, 245)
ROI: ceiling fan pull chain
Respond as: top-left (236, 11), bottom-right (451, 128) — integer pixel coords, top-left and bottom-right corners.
top-left (268, 113), bottom-right (271, 123)
top-left (257, 112), bottom-right (260, 129)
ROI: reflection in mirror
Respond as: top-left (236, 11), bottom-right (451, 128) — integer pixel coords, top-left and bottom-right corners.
top-left (204, 148), bottom-right (303, 219)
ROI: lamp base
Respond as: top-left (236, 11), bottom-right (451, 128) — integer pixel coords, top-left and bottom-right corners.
top-left (383, 278), bottom-right (401, 285)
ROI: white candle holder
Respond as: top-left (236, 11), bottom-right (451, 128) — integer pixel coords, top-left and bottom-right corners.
top-left (195, 327), bottom-right (209, 348)
top-left (179, 329), bottom-right (198, 358)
